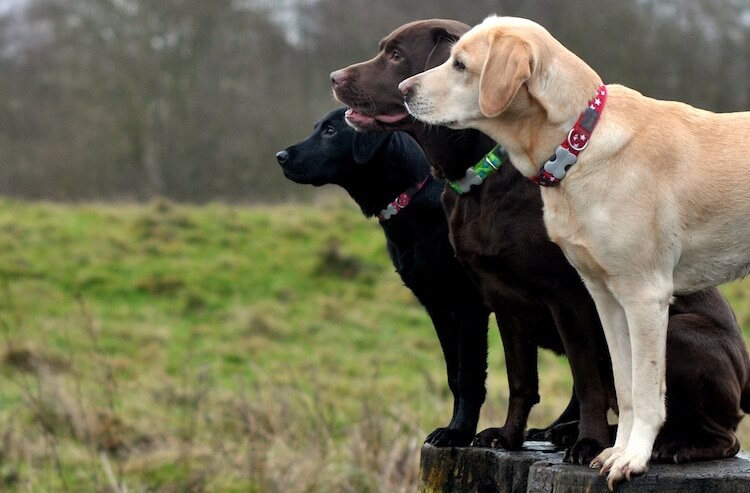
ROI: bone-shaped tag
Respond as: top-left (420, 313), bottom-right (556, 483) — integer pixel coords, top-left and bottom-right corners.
top-left (451, 168), bottom-right (485, 194)
top-left (380, 203), bottom-right (397, 220)
top-left (543, 146), bottom-right (577, 180)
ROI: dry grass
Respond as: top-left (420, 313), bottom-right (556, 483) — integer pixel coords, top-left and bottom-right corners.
top-left (0, 199), bottom-right (749, 492)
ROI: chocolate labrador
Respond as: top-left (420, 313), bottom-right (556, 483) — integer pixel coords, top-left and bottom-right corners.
top-left (277, 107), bottom-right (491, 446)
top-left (330, 19), bottom-right (750, 465)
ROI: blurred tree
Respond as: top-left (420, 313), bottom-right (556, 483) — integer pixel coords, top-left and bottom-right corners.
top-left (0, 0), bottom-right (318, 201)
top-left (0, 0), bottom-right (747, 202)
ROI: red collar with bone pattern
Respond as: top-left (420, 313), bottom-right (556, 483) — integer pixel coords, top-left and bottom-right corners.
top-left (531, 84), bottom-right (608, 187)
top-left (378, 175), bottom-right (431, 221)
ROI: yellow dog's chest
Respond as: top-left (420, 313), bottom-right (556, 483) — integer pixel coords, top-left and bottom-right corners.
top-left (541, 190), bottom-right (612, 280)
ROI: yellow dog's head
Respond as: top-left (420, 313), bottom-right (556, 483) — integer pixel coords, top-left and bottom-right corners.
top-left (399, 16), bottom-right (599, 131)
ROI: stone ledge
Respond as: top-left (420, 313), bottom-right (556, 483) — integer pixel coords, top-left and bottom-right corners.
top-left (417, 442), bottom-right (750, 493)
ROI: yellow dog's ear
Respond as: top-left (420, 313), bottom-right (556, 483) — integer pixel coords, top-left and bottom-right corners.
top-left (479, 34), bottom-right (531, 117)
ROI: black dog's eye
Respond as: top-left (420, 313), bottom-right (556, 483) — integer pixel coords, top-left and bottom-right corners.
top-left (453, 59), bottom-right (466, 71)
top-left (323, 126), bottom-right (336, 137)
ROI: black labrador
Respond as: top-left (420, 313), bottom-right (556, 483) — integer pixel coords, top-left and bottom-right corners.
top-left (276, 107), bottom-right (490, 446)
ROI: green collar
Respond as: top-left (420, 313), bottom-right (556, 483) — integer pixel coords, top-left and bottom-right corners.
top-left (447, 145), bottom-right (509, 195)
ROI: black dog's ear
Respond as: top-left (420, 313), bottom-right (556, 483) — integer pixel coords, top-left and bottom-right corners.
top-left (425, 26), bottom-right (466, 70)
top-left (352, 131), bottom-right (391, 164)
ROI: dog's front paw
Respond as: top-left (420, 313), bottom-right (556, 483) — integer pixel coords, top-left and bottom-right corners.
top-left (545, 421), bottom-right (580, 447)
top-left (471, 427), bottom-right (523, 450)
top-left (525, 427), bottom-right (548, 441)
top-left (526, 421), bottom-right (580, 446)
top-left (425, 427), bottom-right (474, 447)
top-left (590, 446), bottom-right (619, 469)
top-left (564, 438), bottom-right (607, 465)
top-left (601, 447), bottom-right (650, 490)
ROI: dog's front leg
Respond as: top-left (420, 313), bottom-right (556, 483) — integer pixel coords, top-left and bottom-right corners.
top-left (424, 305), bottom-right (490, 447)
top-left (548, 302), bottom-right (613, 464)
top-left (472, 310), bottom-right (541, 450)
top-left (603, 284), bottom-right (670, 487)
top-left (581, 279), bottom-right (633, 471)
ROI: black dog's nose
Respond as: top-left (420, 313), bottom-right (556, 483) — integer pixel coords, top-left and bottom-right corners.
top-left (276, 150), bottom-right (289, 164)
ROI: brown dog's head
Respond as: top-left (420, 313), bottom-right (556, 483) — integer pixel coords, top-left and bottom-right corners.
top-left (399, 16), bottom-right (600, 132)
top-left (330, 19), bottom-right (470, 131)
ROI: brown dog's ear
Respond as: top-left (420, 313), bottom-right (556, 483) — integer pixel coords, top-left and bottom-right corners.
top-left (479, 34), bottom-right (531, 117)
top-left (425, 24), bottom-right (468, 70)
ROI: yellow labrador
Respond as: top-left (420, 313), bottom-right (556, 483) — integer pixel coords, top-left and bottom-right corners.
top-left (399, 15), bottom-right (750, 488)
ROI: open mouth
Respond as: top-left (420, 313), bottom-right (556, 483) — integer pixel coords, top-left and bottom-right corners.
top-left (344, 108), bottom-right (408, 129)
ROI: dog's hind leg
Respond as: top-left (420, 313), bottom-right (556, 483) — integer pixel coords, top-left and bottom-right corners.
top-left (654, 310), bottom-right (745, 464)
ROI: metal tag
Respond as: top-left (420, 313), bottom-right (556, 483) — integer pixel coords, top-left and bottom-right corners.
top-left (543, 146), bottom-right (577, 180)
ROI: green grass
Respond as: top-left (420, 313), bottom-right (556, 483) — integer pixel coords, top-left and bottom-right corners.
top-left (0, 197), bottom-right (749, 492)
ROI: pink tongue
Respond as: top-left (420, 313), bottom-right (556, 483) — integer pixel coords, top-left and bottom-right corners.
top-left (345, 108), bottom-right (406, 125)
top-left (375, 112), bottom-right (407, 123)
top-left (345, 108), bottom-right (376, 125)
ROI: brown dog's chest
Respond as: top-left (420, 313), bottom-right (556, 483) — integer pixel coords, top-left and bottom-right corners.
top-left (443, 175), bottom-right (579, 307)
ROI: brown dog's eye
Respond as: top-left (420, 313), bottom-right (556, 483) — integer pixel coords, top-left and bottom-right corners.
top-left (453, 59), bottom-right (466, 71)
top-left (390, 50), bottom-right (402, 62)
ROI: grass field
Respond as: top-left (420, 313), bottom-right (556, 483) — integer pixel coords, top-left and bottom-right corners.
top-left (1, 197), bottom-right (750, 492)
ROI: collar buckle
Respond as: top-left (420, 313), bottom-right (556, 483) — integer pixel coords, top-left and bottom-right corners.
top-left (532, 84), bottom-right (607, 187)
top-left (448, 145), bottom-right (508, 195)
top-left (378, 175), bottom-right (431, 221)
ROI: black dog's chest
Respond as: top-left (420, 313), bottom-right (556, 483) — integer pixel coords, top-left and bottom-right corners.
top-left (386, 216), bottom-right (451, 279)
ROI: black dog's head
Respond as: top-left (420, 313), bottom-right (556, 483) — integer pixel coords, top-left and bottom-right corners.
top-left (276, 107), bottom-right (392, 187)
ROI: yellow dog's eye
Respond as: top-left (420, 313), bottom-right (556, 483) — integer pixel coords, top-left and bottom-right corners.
top-left (453, 59), bottom-right (466, 71)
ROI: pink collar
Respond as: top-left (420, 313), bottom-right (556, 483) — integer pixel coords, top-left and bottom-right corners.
top-left (378, 175), bottom-right (431, 221)
top-left (531, 84), bottom-right (608, 186)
